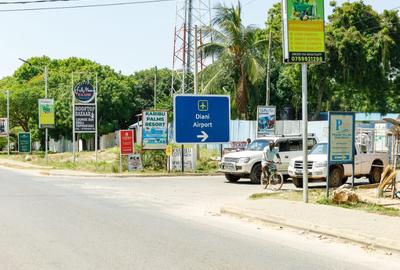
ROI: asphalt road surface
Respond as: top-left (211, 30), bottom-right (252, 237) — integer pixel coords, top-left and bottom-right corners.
top-left (0, 167), bottom-right (398, 270)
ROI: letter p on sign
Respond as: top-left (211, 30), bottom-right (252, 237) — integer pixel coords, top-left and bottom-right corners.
top-left (336, 119), bottom-right (343, 131)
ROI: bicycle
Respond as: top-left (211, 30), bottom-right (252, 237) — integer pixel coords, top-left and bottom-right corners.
top-left (260, 161), bottom-right (284, 191)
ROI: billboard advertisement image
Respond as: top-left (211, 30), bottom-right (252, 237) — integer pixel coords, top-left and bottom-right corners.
top-left (257, 106), bottom-right (276, 137)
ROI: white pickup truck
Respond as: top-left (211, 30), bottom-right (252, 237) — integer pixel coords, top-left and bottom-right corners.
top-left (288, 142), bottom-right (389, 188)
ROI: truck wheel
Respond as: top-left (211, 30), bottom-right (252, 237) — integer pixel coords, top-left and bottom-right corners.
top-left (329, 167), bottom-right (343, 188)
top-left (250, 163), bottom-right (261, 184)
top-left (292, 177), bottom-right (303, 188)
top-left (341, 177), bottom-right (349, 185)
top-left (225, 174), bottom-right (240, 183)
top-left (369, 167), bottom-right (382, 184)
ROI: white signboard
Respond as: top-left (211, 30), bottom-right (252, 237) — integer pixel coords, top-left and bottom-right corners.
top-left (128, 154), bottom-right (143, 171)
top-left (0, 118), bottom-right (8, 136)
top-left (142, 110), bottom-right (168, 149)
top-left (328, 112), bottom-right (355, 164)
top-left (169, 147), bottom-right (195, 171)
top-left (257, 106), bottom-right (276, 137)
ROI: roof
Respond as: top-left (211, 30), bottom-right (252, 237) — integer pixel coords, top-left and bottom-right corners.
top-left (255, 134), bottom-right (315, 140)
top-left (356, 113), bottom-right (399, 122)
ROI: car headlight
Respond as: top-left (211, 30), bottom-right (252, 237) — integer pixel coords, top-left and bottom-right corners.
top-left (314, 161), bottom-right (327, 168)
top-left (238, 157), bottom-right (250, 164)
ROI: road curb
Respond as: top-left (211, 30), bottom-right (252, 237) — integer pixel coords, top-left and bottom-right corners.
top-left (42, 171), bottom-right (223, 178)
top-left (221, 205), bottom-right (400, 252)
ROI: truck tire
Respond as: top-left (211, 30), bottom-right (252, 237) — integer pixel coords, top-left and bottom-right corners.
top-left (292, 177), bottom-right (303, 188)
top-left (250, 163), bottom-right (261, 184)
top-left (369, 167), bottom-right (382, 184)
top-left (329, 167), bottom-right (343, 188)
top-left (225, 174), bottom-right (240, 183)
top-left (341, 177), bottom-right (349, 185)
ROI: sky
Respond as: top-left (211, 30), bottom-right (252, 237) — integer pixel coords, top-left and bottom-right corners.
top-left (0, 0), bottom-right (396, 79)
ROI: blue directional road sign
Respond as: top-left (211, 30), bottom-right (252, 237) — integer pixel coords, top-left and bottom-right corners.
top-left (174, 95), bottom-right (230, 144)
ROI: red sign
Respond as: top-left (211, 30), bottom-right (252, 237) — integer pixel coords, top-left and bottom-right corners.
top-left (120, 130), bottom-right (134, 155)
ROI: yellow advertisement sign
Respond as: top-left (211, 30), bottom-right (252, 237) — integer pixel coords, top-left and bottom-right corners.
top-left (282, 0), bottom-right (325, 63)
top-left (39, 99), bottom-right (55, 128)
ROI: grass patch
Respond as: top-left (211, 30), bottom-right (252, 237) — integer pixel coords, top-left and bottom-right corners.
top-left (0, 147), bottom-right (222, 174)
top-left (250, 189), bottom-right (324, 203)
top-left (250, 189), bottom-right (400, 217)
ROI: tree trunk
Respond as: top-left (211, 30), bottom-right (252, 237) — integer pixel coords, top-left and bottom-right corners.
top-left (312, 83), bottom-right (324, 120)
top-left (236, 75), bottom-right (248, 119)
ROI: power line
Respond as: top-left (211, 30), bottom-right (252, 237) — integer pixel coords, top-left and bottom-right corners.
top-left (0, 0), bottom-right (174, 12)
top-left (0, 0), bottom-right (83, 5)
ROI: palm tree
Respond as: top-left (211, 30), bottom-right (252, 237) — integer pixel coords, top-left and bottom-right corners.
top-left (200, 2), bottom-right (265, 119)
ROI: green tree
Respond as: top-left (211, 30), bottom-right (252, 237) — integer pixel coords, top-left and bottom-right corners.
top-left (200, 2), bottom-right (265, 119)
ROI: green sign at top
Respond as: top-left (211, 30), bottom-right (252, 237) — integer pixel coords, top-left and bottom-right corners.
top-left (282, 0), bottom-right (326, 63)
top-left (18, 132), bottom-right (31, 153)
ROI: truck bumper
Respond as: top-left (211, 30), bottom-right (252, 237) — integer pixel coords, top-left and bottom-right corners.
top-left (288, 166), bottom-right (327, 179)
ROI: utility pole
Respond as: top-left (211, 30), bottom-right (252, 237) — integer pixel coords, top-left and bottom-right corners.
top-left (302, 63), bottom-right (309, 203)
top-left (44, 66), bottom-right (49, 163)
top-left (95, 73), bottom-right (98, 162)
top-left (6, 90), bottom-right (10, 155)
top-left (18, 58), bottom-right (50, 161)
top-left (154, 66), bottom-right (157, 109)
top-left (266, 30), bottom-right (272, 106)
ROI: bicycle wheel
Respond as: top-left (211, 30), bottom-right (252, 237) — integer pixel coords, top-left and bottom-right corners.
top-left (260, 171), bottom-right (268, 188)
top-left (267, 172), bottom-right (284, 191)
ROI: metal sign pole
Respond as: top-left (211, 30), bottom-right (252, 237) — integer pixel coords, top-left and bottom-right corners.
top-left (6, 90), bottom-right (10, 155)
top-left (95, 73), bottom-right (98, 162)
top-left (327, 112), bottom-right (331, 198)
top-left (119, 131), bottom-right (122, 173)
top-left (154, 66), bottom-right (157, 109)
top-left (302, 63), bottom-right (309, 203)
top-left (45, 66), bottom-right (49, 163)
top-left (181, 144), bottom-right (184, 173)
top-left (72, 73), bottom-right (76, 163)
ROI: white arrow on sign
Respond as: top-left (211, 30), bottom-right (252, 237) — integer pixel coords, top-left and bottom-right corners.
top-left (197, 131), bottom-right (209, 142)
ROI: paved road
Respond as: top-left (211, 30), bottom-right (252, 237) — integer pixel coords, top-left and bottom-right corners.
top-left (0, 167), bottom-right (397, 270)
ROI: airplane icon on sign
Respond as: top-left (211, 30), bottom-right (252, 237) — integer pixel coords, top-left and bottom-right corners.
top-left (198, 100), bottom-right (208, 111)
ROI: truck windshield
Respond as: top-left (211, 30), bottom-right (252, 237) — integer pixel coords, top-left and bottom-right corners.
top-left (309, 143), bottom-right (328, 155)
top-left (246, 140), bottom-right (272, 151)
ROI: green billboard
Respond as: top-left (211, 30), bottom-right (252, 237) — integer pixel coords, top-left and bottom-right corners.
top-left (18, 132), bottom-right (31, 153)
top-left (282, 0), bottom-right (325, 63)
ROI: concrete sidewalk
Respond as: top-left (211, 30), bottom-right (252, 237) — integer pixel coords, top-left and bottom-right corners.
top-left (221, 198), bottom-right (400, 252)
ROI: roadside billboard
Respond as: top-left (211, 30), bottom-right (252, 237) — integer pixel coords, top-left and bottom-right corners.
top-left (257, 106), bottom-right (276, 137)
top-left (142, 110), bottom-right (168, 150)
top-left (0, 118), bottom-right (8, 136)
top-left (74, 104), bottom-right (96, 133)
top-left (282, 0), bottom-right (325, 63)
top-left (120, 130), bottom-right (134, 155)
top-left (18, 132), bottom-right (31, 153)
top-left (38, 99), bottom-right (55, 129)
top-left (328, 112), bottom-right (355, 165)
